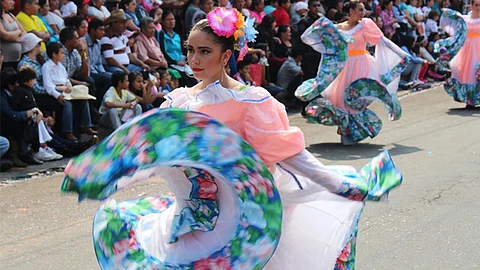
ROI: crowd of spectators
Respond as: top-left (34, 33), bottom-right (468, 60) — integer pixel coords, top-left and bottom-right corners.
top-left (0, 0), bottom-right (471, 172)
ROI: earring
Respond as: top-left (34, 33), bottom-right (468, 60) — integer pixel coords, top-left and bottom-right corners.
top-left (221, 64), bottom-right (226, 83)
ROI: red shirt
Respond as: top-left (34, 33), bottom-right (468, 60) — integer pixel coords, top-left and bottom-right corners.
top-left (271, 7), bottom-right (290, 27)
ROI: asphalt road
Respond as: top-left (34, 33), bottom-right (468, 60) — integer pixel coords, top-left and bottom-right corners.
top-left (1, 86), bottom-right (479, 269)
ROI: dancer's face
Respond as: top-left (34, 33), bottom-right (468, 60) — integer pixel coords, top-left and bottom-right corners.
top-left (186, 30), bottom-right (232, 83)
top-left (350, 3), bottom-right (365, 21)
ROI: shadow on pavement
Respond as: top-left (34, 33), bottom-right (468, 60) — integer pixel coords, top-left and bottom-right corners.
top-left (446, 107), bottom-right (480, 117)
top-left (307, 142), bottom-right (423, 161)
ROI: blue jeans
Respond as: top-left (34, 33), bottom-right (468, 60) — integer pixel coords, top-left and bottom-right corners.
top-left (0, 136), bottom-right (10, 157)
top-left (104, 64), bottom-right (143, 73)
top-left (62, 100), bottom-right (92, 133)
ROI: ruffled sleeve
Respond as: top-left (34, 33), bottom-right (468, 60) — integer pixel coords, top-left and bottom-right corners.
top-left (244, 96), bottom-right (305, 166)
top-left (363, 18), bottom-right (384, 45)
top-left (160, 88), bottom-right (188, 109)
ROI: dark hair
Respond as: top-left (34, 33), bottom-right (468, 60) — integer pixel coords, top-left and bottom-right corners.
top-left (237, 60), bottom-right (249, 71)
top-left (346, 0), bottom-right (361, 13)
top-left (190, 19), bottom-right (235, 52)
top-left (120, 0), bottom-right (135, 10)
top-left (258, 14), bottom-right (276, 32)
top-left (46, 42), bottom-right (62, 58)
top-left (1, 68), bottom-right (17, 90)
top-left (140, 17), bottom-right (154, 32)
top-left (128, 71), bottom-right (142, 90)
top-left (416, 35), bottom-right (425, 43)
top-left (112, 72), bottom-right (127, 88)
top-left (69, 15), bottom-right (87, 29)
top-left (17, 66), bottom-right (37, 84)
top-left (427, 32), bottom-right (439, 41)
top-left (277, 25), bottom-right (290, 37)
top-left (277, 0), bottom-right (289, 6)
top-left (60, 27), bottom-right (77, 44)
top-left (250, 0), bottom-right (264, 10)
top-left (427, 10), bottom-right (439, 19)
top-left (308, 0), bottom-right (321, 8)
top-left (381, 0), bottom-right (393, 10)
top-left (88, 18), bottom-right (105, 33)
top-left (150, 7), bottom-right (163, 18)
top-left (162, 10), bottom-right (174, 21)
top-left (402, 35), bottom-right (416, 48)
top-left (21, 0), bottom-right (35, 9)
top-left (157, 68), bottom-right (168, 79)
top-left (290, 47), bottom-right (302, 58)
top-left (39, 0), bottom-right (47, 8)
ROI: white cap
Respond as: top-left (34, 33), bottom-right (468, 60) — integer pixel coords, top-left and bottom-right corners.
top-left (294, 2), bottom-right (309, 12)
top-left (21, 33), bottom-right (43, 53)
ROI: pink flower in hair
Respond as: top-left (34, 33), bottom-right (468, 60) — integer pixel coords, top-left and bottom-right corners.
top-left (207, 8), bottom-right (239, 37)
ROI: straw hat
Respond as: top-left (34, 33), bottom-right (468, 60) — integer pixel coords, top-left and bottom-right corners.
top-left (105, 9), bottom-right (130, 24)
top-left (63, 85), bottom-right (96, 100)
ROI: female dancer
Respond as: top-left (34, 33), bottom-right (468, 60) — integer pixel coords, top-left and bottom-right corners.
top-left (62, 8), bottom-right (402, 270)
top-left (438, 4), bottom-right (480, 108)
top-left (296, 0), bottom-right (410, 145)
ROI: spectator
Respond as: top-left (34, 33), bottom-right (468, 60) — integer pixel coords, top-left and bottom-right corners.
top-left (45, 0), bottom-right (65, 33)
top-left (11, 66), bottom-right (63, 161)
top-left (271, 0), bottom-right (291, 26)
top-left (277, 46), bottom-right (303, 103)
top-left (156, 69), bottom-right (174, 95)
top-left (158, 10), bottom-right (197, 87)
top-left (185, 0), bottom-right (200, 36)
top-left (59, 27), bottom-right (100, 120)
top-left (411, 0), bottom-right (425, 35)
top-left (401, 35), bottom-right (426, 87)
top-left (127, 71), bottom-right (162, 112)
top-left (1, 0), bottom-right (26, 70)
top-left (399, 0), bottom-right (417, 36)
top-left (84, 18), bottom-right (111, 108)
top-left (150, 7), bottom-right (162, 32)
top-left (422, 0), bottom-right (434, 17)
top-left (135, 17), bottom-right (168, 70)
top-left (192, 0), bottom-right (214, 26)
top-left (1, 68), bottom-right (42, 165)
top-left (233, 60), bottom-right (256, 85)
top-left (37, 0), bottom-right (60, 43)
top-left (121, 0), bottom-right (140, 32)
top-left (425, 10), bottom-right (439, 39)
top-left (0, 136), bottom-right (13, 171)
top-left (256, 14), bottom-right (277, 57)
top-left (264, 0), bottom-right (277, 14)
top-left (60, 0), bottom-right (77, 19)
top-left (101, 9), bottom-right (148, 74)
top-left (87, 0), bottom-right (110, 20)
top-left (16, 0), bottom-right (51, 52)
top-left (274, 24), bottom-right (292, 58)
top-left (135, 0), bottom-right (149, 20)
top-left (290, 1), bottom-right (308, 32)
top-left (18, 33), bottom-right (48, 97)
top-left (99, 72), bottom-right (142, 130)
top-left (73, 0), bottom-right (90, 21)
top-left (42, 42), bottom-right (95, 141)
top-left (295, 0), bottom-right (322, 79)
top-left (416, 35), bottom-right (445, 80)
top-left (380, 0), bottom-right (398, 39)
top-left (250, 0), bottom-right (266, 24)
top-left (233, 0), bottom-right (251, 18)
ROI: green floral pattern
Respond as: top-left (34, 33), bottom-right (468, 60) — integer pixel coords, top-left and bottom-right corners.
top-left (61, 109), bottom-right (282, 269)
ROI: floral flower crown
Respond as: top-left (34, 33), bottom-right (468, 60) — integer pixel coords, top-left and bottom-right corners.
top-left (207, 8), bottom-right (258, 61)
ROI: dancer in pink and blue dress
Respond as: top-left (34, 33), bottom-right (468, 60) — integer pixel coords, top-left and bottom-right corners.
top-left (435, 5), bottom-right (480, 108)
top-left (296, 0), bottom-right (410, 145)
top-left (61, 8), bottom-right (403, 270)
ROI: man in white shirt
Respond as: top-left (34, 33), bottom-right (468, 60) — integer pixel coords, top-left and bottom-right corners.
top-left (100, 9), bottom-right (149, 74)
top-left (42, 42), bottom-right (96, 141)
